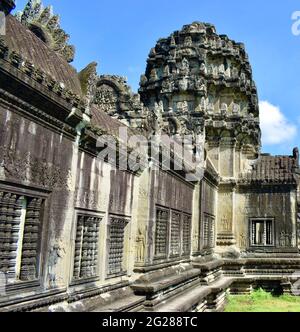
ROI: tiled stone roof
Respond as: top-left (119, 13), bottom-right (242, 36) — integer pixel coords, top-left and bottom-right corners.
top-left (90, 105), bottom-right (138, 140)
top-left (5, 15), bottom-right (82, 96)
top-left (239, 154), bottom-right (298, 184)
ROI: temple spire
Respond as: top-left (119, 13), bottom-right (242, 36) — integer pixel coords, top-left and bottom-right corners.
top-left (0, 0), bottom-right (16, 15)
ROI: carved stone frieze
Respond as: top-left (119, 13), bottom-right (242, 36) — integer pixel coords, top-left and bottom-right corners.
top-left (0, 147), bottom-right (71, 190)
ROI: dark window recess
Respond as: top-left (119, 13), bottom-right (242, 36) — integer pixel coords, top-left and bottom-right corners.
top-left (170, 212), bottom-right (181, 257)
top-left (107, 217), bottom-right (128, 276)
top-left (154, 209), bottom-right (169, 258)
top-left (203, 214), bottom-right (215, 249)
top-left (251, 219), bottom-right (274, 246)
top-left (0, 191), bottom-right (43, 283)
top-left (155, 207), bottom-right (192, 259)
top-left (73, 215), bottom-right (101, 280)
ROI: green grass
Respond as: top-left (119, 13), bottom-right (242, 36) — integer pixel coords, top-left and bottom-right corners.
top-left (225, 289), bottom-right (300, 312)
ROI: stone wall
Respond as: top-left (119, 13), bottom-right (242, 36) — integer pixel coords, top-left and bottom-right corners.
top-left (235, 187), bottom-right (298, 253)
top-left (0, 96), bottom-right (77, 295)
top-left (0, 4), bottom-right (299, 311)
top-left (135, 168), bottom-right (195, 271)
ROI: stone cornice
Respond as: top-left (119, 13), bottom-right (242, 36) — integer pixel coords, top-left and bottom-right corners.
top-left (0, 37), bottom-right (86, 114)
top-left (237, 183), bottom-right (297, 193)
top-left (0, 88), bottom-right (78, 139)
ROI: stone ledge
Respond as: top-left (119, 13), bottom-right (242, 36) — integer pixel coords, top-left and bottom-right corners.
top-left (192, 259), bottom-right (224, 271)
top-left (152, 277), bottom-right (233, 312)
top-left (132, 266), bottom-right (201, 295)
top-left (92, 294), bottom-right (145, 312)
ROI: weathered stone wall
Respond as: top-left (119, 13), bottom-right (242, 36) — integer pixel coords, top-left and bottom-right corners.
top-left (70, 152), bottom-right (138, 288)
top-left (136, 168), bottom-right (194, 270)
top-left (199, 177), bottom-right (217, 254)
top-left (0, 101), bottom-right (77, 293)
top-left (0, 5), bottom-right (299, 311)
top-left (0, 97), bottom-right (140, 304)
top-left (235, 188), bottom-right (298, 252)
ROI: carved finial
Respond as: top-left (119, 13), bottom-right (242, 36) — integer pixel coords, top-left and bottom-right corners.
top-left (293, 147), bottom-right (299, 165)
top-left (0, 0), bottom-right (16, 15)
top-left (170, 34), bottom-right (176, 47)
top-left (15, 0), bottom-right (75, 63)
top-left (78, 62), bottom-right (98, 115)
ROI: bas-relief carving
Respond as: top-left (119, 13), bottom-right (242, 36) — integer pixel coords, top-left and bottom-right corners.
top-left (239, 233), bottom-right (247, 248)
top-left (193, 232), bottom-right (199, 252)
top-left (74, 188), bottom-right (107, 211)
top-left (138, 187), bottom-right (149, 199)
top-left (279, 231), bottom-right (296, 248)
top-left (48, 241), bottom-right (66, 288)
top-left (180, 58), bottom-right (190, 76)
top-left (221, 215), bottom-right (231, 232)
top-left (176, 101), bottom-right (190, 113)
top-left (0, 12), bottom-right (299, 311)
top-left (94, 84), bottom-right (118, 115)
top-left (135, 229), bottom-right (145, 263)
top-left (0, 147), bottom-right (71, 190)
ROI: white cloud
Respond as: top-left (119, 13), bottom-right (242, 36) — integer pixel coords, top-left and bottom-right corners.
top-left (259, 101), bottom-right (297, 145)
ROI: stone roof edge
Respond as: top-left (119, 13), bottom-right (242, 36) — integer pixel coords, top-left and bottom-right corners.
top-left (0, 36), bottom-right (87, 113)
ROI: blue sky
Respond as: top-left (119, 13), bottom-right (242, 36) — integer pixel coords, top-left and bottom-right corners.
top-left (14, 0), bottom-right (300, 156)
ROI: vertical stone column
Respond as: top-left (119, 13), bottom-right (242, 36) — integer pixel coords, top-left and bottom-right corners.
top-left (133, 167), bottom-right (152, 270)
top-left (219, 137), bottom-right (236, 179)
top-left (207, 140), bottom-right (220, 173)
top-left (235, 145), bottom-right (242, 175)
top-left (216, 183), bottom-right (237, 255)
top-left (215, 136), bottom-right (238, 256)
top-left (191, 182), bottom-right (201, 256)
top-left (297, 184), bottom-right (300, 249)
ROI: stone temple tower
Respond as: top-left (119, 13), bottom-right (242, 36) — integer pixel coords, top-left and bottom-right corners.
top-left (1, 0), bottom-right (299, 309)
top-left (139, 22), bottom-right (262, 253)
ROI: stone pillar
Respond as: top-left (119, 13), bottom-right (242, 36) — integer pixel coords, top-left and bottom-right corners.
top-left (133, 167), bottom-right (152, 270)
top-left (207, 140), bottom-right (220, 173)
top-left (219, 137), bottom-right (236, 179)
top-left (216, 182), bottom-right (237, 256)
top-left (192, 182), bottom-right (201, 256)
top-left (298, 204), bottom-right (300, 250)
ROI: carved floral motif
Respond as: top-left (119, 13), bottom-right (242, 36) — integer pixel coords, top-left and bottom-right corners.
top-left (0, 147), bottom-right (71, 190)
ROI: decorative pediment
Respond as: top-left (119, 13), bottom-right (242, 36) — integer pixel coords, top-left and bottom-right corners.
top-left (15, 0), bottom-right (75, 63)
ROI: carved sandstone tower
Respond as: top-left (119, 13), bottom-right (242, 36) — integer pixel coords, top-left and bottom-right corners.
top-left (139, 22), bottom-right (261, 255)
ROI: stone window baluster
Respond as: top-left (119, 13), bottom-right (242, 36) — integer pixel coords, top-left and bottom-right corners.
top-left (107, 217), bottom-right (128, 276)
top-left (182, 214), bottom-right (192, 255)
top-left (6, 193), bottom-right (23, 281)
top-left (0, 190), bottom-right (43, 284)
top-left (170, 212), bottom-right (181, 257)
top-left (73, 214), bottom-right (101, 281)
top-left (251, 221), bottom-right (256, 246)
top-left (0, 192), bottom-right (9, 276)
top-left (250, 219), bottom-right (274, 247)
top-left (73, 216), bottom-right (84, 279)
top-left (154, 209), bottom-right (169, 258)
top-left (209, 216), bottom-right (215, 248)
top-left (203, 215), bottom-right (209, 248)
top-left (19, 198), bottom-right (43, 281)
top-left (203, 214), bottom-right (215, 250)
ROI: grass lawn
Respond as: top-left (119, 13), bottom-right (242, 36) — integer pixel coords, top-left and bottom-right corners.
top-left (225, 289), bottom-right (300, 312)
